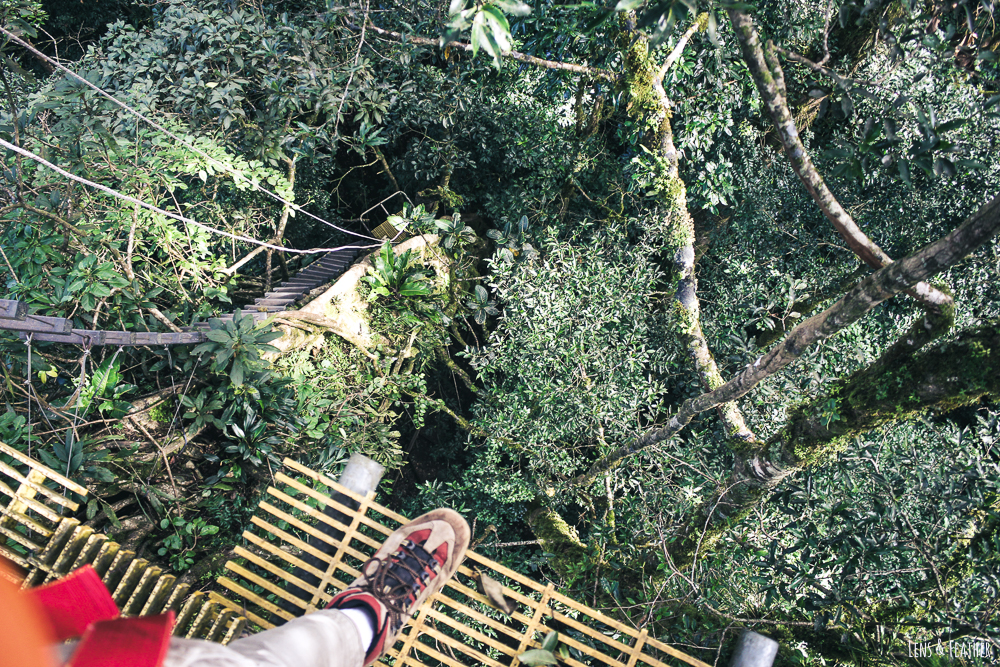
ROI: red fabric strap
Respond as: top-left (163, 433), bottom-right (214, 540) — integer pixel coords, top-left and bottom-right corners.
top-left (69, 613), bottom-right (175, 667)
top-left (30, 565), bottom-right (120, 641)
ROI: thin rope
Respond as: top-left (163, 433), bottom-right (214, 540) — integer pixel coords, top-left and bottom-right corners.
top-left (0, 136), bottom-right (377, 255)
top-left (0, 25), bottom-right (380, 243)
top-left (69, 343), bottom-right (91, 478)
top-left (24, 333), bottom-right (32, 458)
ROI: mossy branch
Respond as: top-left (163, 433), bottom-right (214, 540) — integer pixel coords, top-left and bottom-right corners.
top-left (570, 192), bottom-right (1000, 491)
top-left (727, 8), bottom-right (953, 322)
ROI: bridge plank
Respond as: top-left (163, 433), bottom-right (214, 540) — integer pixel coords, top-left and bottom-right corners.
top-left (0, 299), bottom-right (26, 320)
top-left (2, 314), bottom-right (71, 334)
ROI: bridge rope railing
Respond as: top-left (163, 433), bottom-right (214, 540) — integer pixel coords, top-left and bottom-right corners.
top-left (0, 219), bottom-right (410, 346)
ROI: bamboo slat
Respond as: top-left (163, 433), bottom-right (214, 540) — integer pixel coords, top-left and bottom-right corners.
top-left (0, 440), bottom-right (247, 645)
top-left (218, 458), bottom-right (712, 667)
top-left (0, 441), bottom-right (87, 493)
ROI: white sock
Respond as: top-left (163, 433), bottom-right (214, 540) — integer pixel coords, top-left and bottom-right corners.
top-left (340, 607), bottom-right (376, 653)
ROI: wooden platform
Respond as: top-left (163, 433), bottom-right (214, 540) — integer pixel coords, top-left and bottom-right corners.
top-left (0, 440), bottom-right (245, 643)
top-left (215, 458), bottom-right (711, 667)
top-left (1, 443), bottom-right (710, 667)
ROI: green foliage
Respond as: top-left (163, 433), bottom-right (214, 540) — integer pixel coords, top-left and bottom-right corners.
top-left (465, 284), bottom-right (499, 324)
top-left (435, 213), bottom-right (478, 253)
top-left (361, 242), bottom-right (434, 303)
top-left (486, 215), bottom-right (537, 264)
top-left (519, 630), bottom-right (564, 665)
top-left (75, 355), bottom-right (135, 418)
top-left (38, 431), bottom-right (115, 485)
top-left (191, 312), bottom-right (283, 387)
top-left (0, 0), bottom-right (998, 659)
top-left (157, 515), bottom-right (220, 571)
top-left (446, 0), bottom-right (531, 68)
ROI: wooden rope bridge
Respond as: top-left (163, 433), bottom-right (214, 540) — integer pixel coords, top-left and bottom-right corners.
top-left (0, 442), bottom-right (711, 667)
top-left (0, 245), bottom-right (361, 347)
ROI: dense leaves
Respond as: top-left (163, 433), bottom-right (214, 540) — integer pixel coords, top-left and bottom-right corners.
top-left (1, 0), bottom-right (998, 662)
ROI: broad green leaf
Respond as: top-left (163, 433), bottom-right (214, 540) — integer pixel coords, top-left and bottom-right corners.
top-left (231, 361), bottom-right (245, 386)
top-left (491, 0), bottom-right (531, 16)
top-left (518, 649), bottom-right (559, 666)
top-left (482, 6), bottom-right (512, 53)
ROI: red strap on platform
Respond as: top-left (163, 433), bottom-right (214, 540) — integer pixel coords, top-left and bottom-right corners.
top-left (68, 613), bottom-right (175, 667)
top-left (30, 565), bottom-right (120, 641)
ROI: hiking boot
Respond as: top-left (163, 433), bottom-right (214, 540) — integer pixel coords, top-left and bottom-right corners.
top-left (326, 508), bottom-right (470, 666)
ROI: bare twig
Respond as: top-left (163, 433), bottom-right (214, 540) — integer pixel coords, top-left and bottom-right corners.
top-left (357, 21), bottom-right (618, 80)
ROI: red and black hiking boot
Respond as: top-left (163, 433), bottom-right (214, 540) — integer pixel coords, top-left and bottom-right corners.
top-left (326, 508), bottom-right (470, 666)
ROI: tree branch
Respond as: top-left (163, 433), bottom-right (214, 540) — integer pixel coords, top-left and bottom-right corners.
top-left (571, 192), bottom-right (1000, 490)
top-left (656, 17), bottom-right (704, 84)
top-left (358, 21), bottom-right (618, 80)
top-left (727, 8), bottom-right (953, 319)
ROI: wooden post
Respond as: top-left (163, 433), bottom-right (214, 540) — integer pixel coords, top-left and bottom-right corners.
top-left (729, 631), bottom-right (778, 667)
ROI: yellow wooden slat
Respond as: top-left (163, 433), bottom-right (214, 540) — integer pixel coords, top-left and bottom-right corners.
top-left (272, 474), bottom-right (389, 547)
top-left (408, 630), bottom-right (493, 667)
top-left (213, 585), bottom-right (276, 631)
top-left (415, 622), bottom-right (509, 667)
top-left (256, 502), bottom-right (368, 574)
top-left (548, 607), bottom-right (635, 657)
top-left (282, 459), bottom-right (406, 524)
top-left (626, 629), bottom-right (650, 667)
top-left (224, 561), bottom-right (309, 611)
top-left (464, 549), bottom-right (551, 595)
top-left (514, 583), bottom-right (554, 664)
top-left (0, 460), bottom-right (78, 510)
top-left (0, 521), bottom-right (43, 551)
top-left (424, 606), bottom-right (522, 658)
top-left (444, 578), bottom-right (538, 626)
top-left (538, 618), bottom-right (631, 667)
top-left (395, 606), bottom-right (431, 667)
top-left (232, 545), bottom-right (332, 608)
top-left (241, 530), bottom-right (331, 583)
top-left (0, 503), bottom-right (53, 539)
top-left (254, 458), bottom-right (710, 667)
top-left (249, 516), bottom-right (336, 563)
top-left (642, 636), bottom-right (713, 667)
top-left (266, 485), bottom-right (382, 553)
top-left (0, 477), bottom-right (62, 522)
top-left (428, 588), bottom-right (527, 643)
top-left (0, 542), bottom-right (30, 569)
top-left (0, 441), bottom-right (87, 495)
top-left (272, 471), bottom-right (397, 541)
top-left (216, 577), bottom-right (290, 628)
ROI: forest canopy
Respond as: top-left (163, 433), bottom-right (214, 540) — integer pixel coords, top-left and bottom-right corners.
top-left (1, 0), bottom-right (999, 664)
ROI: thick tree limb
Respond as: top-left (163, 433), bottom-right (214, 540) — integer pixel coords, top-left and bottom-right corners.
top-left (662, 320), bottom-right (1000, 566)
top-left (727, 9), bottom-right (953, 319)
top-left (147, 307), bottom-right (183, 333)
top-left (619, 13), bottom-right (755, 443)
top-left (572, 192), bottom-right (1000, 490)
top-left (755, 264), bottom-right (868, 348)
top-left (274, 312), bottom-right (378, 362)
top-left (359, 21), bottom-right (618, 80)
top-left (265, 157), bottom-right (296, 292)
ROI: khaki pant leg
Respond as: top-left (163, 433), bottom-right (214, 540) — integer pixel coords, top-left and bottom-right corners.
top-left (162, 610), bottom-right (365, 667)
